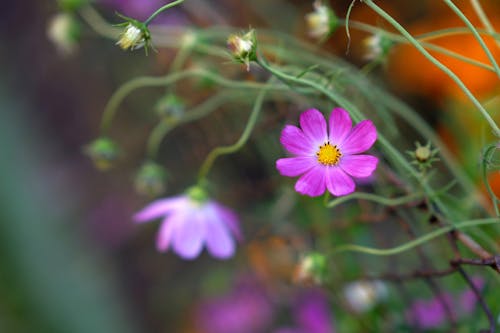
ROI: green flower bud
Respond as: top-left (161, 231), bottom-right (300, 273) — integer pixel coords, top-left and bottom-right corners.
top-left (227, 29), bottom-right (257, 71)
top-left (154, 94), bottom-right (185, 122)
top-left (305, 1), bottom-right (339, 40)
top-left (84, 137), bottom-right (120, 171)
top-left (115, 14), bottom-right (152, 54)
top-left (407, 141), bottom-right (439, 173)
top-left (134, 162), bottom-right (168, 197)
top-left (293, 252), bottom-right (328, 285)
top-left (47, 13), bottom-right (81, 56)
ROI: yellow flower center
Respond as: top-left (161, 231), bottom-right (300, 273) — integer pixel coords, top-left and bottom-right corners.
top-left (316, 142), bottom-right (341, 166)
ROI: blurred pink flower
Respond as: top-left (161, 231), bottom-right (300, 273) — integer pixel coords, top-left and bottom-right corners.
top-left (100, 0), bottom-right (188, 25)
top-left (276, 108), bottom-right (378, 197)
top-left (196, 278), bottom-right (274, 333)
top-left (275, 289), bottom-right (336, 333)
top-left (134, 190), bottom-right (241, 260)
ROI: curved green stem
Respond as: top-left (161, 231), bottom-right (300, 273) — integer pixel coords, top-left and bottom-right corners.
top-left (144, 0), bottom-right (185, 26)
top-left (482, 143), bottom-right (500, 216)
top-left (326, 192), bottom-right (423, 209)
top-left (470, 0), bottom-right (500, 48)
top-left (362, 0), bottom-right (500, 138)
top-left (146, 92), bottom-right (245, 158)
top-left (197, 88), bottom-right (268, 181)
top-left (99, 69), bottom-right (289, 134)
top-left (331, 218), bottom-right (500, 256)
top-left (443, 0), bottom-right (500, 78)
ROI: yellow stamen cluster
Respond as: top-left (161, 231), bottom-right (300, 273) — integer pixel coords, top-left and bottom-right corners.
top-left (316, 142), bottom-right (341, 166)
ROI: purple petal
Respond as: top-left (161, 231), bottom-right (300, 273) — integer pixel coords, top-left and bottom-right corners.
top-left (340, 120), bottom-right (377, 155)
top-left (299, 109), bottom-right (328, 146)
top-left (276, 156), bottom-right (316, 177)
top-left (133, 195), bottom-right (188, 223)
top-left (328, 108), bottom-right (352, 145)
top-left (280, 125), bottom-right (315, 155)
top-left (213, 202), bottom-right (243, 241)
top-left (340, 155), bottom-right (378, 178)
top-left (204, 207), bottom-right (235, 259)
top-left (325, 167), bottom-right (355, 196)
top-left (294, 166), bottom-right (326, 197)
top-left (156, 215), bottom-right (179, 252)
top-left (172, 210), bottom-right (205, 259)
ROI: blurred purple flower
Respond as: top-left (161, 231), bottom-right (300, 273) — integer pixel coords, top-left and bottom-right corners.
top-left (406, 278), bottom-right (484, 330)
top-left (196, 278), bottom-right (274, 333)
top-left (134, 191), bottom-right (242, 260)
top-left (275, 289), bottom-right (336, 333)
top-left (276, 108), bottom-right (378, 197)
top-left (100, 0), bottom-right (188, 25)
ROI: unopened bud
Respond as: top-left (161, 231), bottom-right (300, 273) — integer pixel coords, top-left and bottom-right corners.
top-left (84, 137), bottom-right (120, 171)
top-left (47, 13), bottom-right (80, 56)
top-left (363, 33), bottom-right (393, 61)
top-left (305, 1), bottom-right (338, 40)
top-left (134, 162), bottom-right (168, 197)
top-left (155, 94), bottom-right (185, 122)
top-left (293, 252), bottom-right (327, 285)
top-left (343, 280), bottom-right (388, 313)
top-left (227, 29), bottom-right (257, 71)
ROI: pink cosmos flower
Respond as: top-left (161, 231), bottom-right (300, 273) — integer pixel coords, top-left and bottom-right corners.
top-left (276, 108), bottom-right (378, 197)
top-left (133, 187), bottom-right (242, 260)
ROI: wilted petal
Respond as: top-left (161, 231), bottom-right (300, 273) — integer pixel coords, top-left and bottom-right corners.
top-left (300, 109), bottom-right (328, 145)
top-left (328, 108), bottom-right (352, 146)
top-left (205, 208), bottom-right (235, 259)
top-left (133, 196), bottom-right (188, 222)
top-left (280, 125), bottom-right (315, 155)
top-left (340, 155), bottom-right (378, 178)
top-left (295, 166), bottom-right (326, 197)
top-left (341, 120), bottom-right (377, 155)
top-left (325, 167), bottom-right (355, 196)
top-left (276, 156), bottom-right (316, 177)
top-left (172, 210), bottom-right (205, 259)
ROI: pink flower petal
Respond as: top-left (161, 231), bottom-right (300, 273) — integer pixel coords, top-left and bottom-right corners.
top-left (276, 156), bottom-right (317, 177)
top-left (156, 215), bottom-right (180, 252)
top-left (280, 125), bottom-right (315, 155)
top-left (172, 210), bottom-right (205, 259)
top-left (294, 166), bottom-right (326, 197)
top-left (340, 120), bottom-right (377, 155)
top-left (213, 202), bottom-right (243, 241)
top-left (133, 196), bottom-right (188, 223)
top-left (340, 155), bottom-right (379, 178)
top-left (328, 108), bottom-right (352, 145)
top-left (299, 109), bottom-right (328, 146)
top-left (204, 207), bottom-right (235, 259)
top-left (325, 167), bottom-right (355, 196)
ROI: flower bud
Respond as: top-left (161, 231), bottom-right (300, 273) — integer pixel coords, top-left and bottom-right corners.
top-left (363, 33), bottom-right (393, 61)
top-left (227, 29), bottom-right (257, 71)
top-left (155, 94), bottom-right (185, 122)
top-left (305, 1), bottom-right (338, 40)
top-left (408, 141), bottom-right (439, 172)
top-left (47, 13), bottom-right (80, 56)
top-left (293, 252), bottom-right (327, 285)
top-left (343, 280), bottom-right (388, 313)
top-left (84, 137), bottom-right (120, 171)
top-left (134, 162), bottom-right (168, 197)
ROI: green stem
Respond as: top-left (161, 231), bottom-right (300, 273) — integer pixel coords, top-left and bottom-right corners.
top-left (326, 192), bottom-right (423, 209)
top-left (443, 0), bottom-right (500, 78)
top-left (99, 69), bottom-right (289, 134)
top-left (144, 0), bottom-right (185, 26)
top-left (482, 143), bottom-right (500, 216)
top-left (470, 0), bottom-right (500, 48)
top-left (146, 92), bottom-right (243, 158)
top-left (362, 0), bottom-right (500, 138)
top-left (197, 88), bottom-right (268, 181)
top-left (331, 218), bottom-right (500, 256)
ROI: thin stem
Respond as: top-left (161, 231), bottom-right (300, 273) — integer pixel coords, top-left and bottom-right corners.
top-left (197, 87), bottom-right (268, 181)
top-left (443, 0), bottom-right (500, 78)
top-left (482, 143), bottom-right (500, 216)
top-left (79, 6), bottom-right (120, 39)
top-left (144, 0), bottom-right (185, 26)
top-left (99, 69), bottom-right (288, 134)
top-left (362, 0), bottom-right (500, 138)
top-left (146, 92), bottom-right (243, 158)
top-left (330, 218), bottom-right (500, 256)
top-left (326, 192), bottom-right (423, 209)
top-left (470, 0), bottom-right (500, 48)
